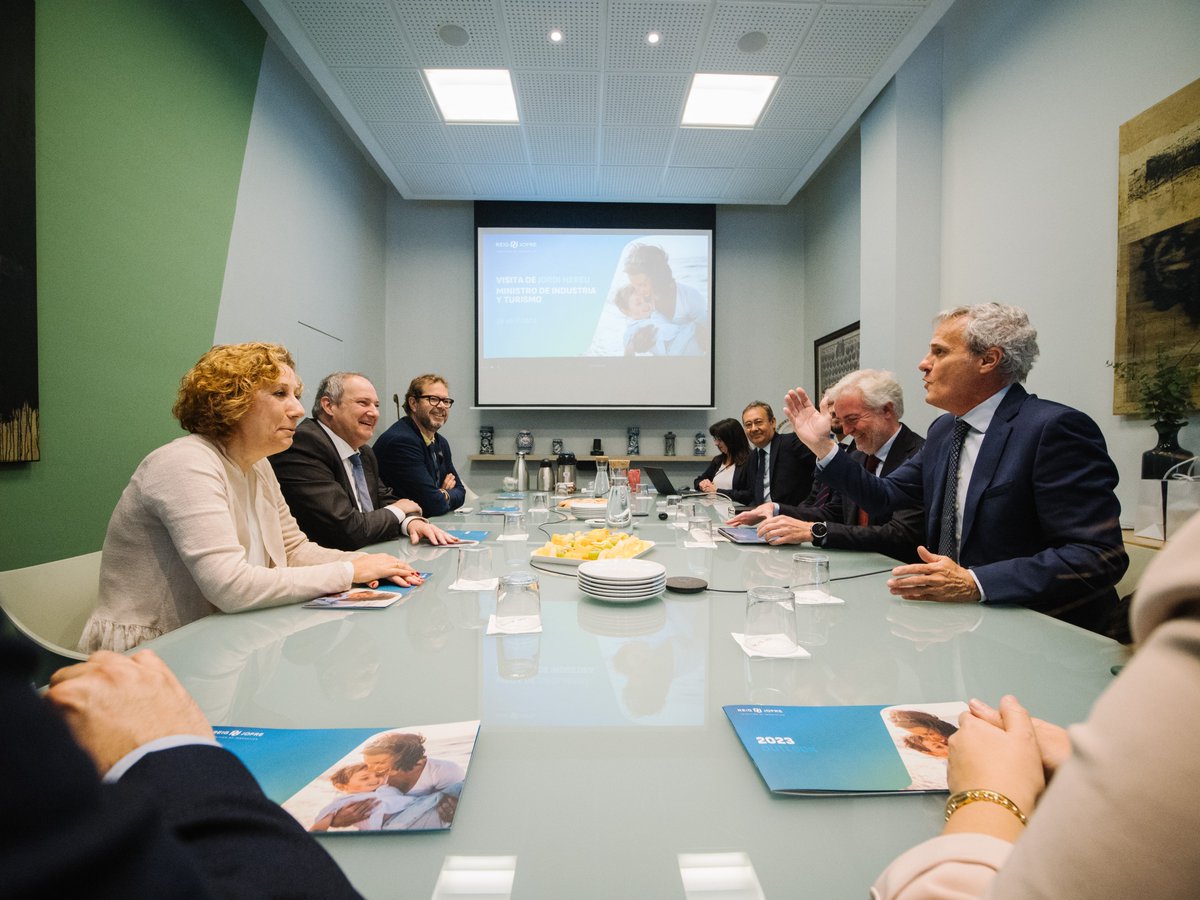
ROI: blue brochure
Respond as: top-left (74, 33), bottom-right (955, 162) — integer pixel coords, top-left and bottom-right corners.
top-left (303, 573), bottom-right (432, 608)
top-left (445, 529), bottom-right (489, 543)
top-left (215, 720), bottom-right (481, 833)
top-left (724, 701), bottom-right (966, 795)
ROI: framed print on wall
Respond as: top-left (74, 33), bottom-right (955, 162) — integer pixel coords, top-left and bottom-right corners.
top-left (814, 322), bottom-right (860, 402)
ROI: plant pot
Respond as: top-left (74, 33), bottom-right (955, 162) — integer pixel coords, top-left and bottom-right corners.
top-left (1141, 420), bottom-right (1193, 479)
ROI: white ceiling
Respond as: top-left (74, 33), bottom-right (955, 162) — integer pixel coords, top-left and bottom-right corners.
top-left (245, 0), bottom-right (954, 205)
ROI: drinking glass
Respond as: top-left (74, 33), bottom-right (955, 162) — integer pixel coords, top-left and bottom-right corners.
top-left (627, 468), bottom-right (642, 492)
top-left (529, 491), bottom-right (550, 513)
top-left (496, 572), bottom-right (541, 629)
top-left (791, 552), bottom-right (831, 601)
top-left (743, 586), bottom-right (799, 656)
top-left (687, 516), bottom-right (713, 544)
top-left (502, 511), bottom-right (528, 539)
top-left (455, 545), bottom-right (493, 586)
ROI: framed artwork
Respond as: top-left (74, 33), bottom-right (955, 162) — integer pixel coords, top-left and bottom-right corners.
top-left (0, 1), bottom-right (39, 462)
top-left (814, 322), bottom-right (860, 401)
top-left (1113, 77), bottom-right (1200, 415)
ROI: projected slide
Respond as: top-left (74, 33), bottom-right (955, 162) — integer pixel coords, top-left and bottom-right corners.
top-left (477, 226), bottom-right (713, 408)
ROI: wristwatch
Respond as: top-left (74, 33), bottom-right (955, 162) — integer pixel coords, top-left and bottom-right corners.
top-left (810, 522), bottom-right (828, 547)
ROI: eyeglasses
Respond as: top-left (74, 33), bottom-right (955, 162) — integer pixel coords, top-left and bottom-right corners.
top-left (420, 395), bottom-right (454, 408)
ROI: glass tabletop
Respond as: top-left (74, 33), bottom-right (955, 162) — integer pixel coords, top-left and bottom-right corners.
top-left (145, 495), bottom-right (1126, 899)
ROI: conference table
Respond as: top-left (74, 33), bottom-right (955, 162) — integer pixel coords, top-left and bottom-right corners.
top-left (144, 496), bottom-right (1127, 899)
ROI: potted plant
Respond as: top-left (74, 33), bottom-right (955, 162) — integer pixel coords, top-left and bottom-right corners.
top-left (1111, 341), bottom-right (1200, 478)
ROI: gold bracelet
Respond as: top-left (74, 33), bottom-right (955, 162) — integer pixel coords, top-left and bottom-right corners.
top-left (944, 789), bottom-right (1028, 826)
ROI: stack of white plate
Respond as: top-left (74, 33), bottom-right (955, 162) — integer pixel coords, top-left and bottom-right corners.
top-left (577, 558), bottom-right (667, 603)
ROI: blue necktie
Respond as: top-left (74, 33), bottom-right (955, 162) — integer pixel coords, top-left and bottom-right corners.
top-left (937, 420), bottom-right (970, 560)
top-left (753, 448), bottom-right (767, 505)
top-left (349, 453), bottom-right (374, 513)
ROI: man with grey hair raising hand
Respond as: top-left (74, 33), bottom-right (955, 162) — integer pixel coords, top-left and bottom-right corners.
top-left (785, 303), bottom-right (1128, 635)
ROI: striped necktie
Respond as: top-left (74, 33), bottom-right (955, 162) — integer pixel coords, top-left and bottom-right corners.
top-left (937, 420), bottom-right (970, 560)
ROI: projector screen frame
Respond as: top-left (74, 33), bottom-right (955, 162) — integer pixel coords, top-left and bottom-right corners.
top-left (474, 201), bottom-right (716, 410)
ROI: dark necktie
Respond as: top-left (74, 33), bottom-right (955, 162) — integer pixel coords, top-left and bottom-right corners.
top-left (937, 420), bottom-right (971, 560)
top-left (856, 455), bottom-right (881, 526)
top-left (753, 448), bottom-right (767, 505)
top-left (349, 453), bottom-right (374, 513)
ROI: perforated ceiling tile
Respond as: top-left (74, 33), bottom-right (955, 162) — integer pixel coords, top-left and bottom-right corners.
top-left (285, 0), bottom-right (413, 67)
top-left (760, 76), bottom-right (868, 129)
top-left (740, 129), bottom-right (827, 167)
top-left (597, 166), bottom-right (664, 198)
top-left (333, 68), bottom-right (439, 122)
top-left (396, 163), bottom-right (473, 196)
top-left (527, 125), bottom-right (597, 164)
top-left (602, 74), bottom-right (689, 125)
top-left (369, 122), bottom-right (453, 163)
top-left (393, 0), bottom-right (507, 67)
top-left (446, 124), bottom-right (528, 164)
top-left (671, 128), bottom-right (752, 167)
top-left (697, 2), bottom-right (818, 74)
top-left (723, 168), bottom-right (800, 203)
top-left (791, 4), bottom-right (924, 77)
top-left (606, 0), bottom-right (709, 71)
top-left (465, 164), bottom-right (539, 197)
top-left (516, 72), bottom-right (600, 124)
top-left (660, 166), bottom-right (732, 198)
top-left (601, 127), bottom-right (675, 165)
top-left (501, 0), bottom-right (602, 69)
top-left (534, 165), bottom-right (598, 197)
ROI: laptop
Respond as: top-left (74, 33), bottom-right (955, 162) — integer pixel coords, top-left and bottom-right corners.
top-left (640, 466), bottom-right (688, 496)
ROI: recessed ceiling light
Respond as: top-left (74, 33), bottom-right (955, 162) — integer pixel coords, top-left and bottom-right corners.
top-left (549, 28), bottom-right (563, 43)
top-left (681, 73), bottom-right (778, 127)
top-left (646, 31), bottom-right (661, 45)
top-left (425, 69), bottom-right (519, 123)
top-left (437, 23), bottom-right (469, 47)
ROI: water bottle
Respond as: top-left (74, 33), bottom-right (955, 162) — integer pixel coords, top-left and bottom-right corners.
top-left (605, 468), bottom-right (632, 529)
top-left (593, 456), bottom-right (610, 498)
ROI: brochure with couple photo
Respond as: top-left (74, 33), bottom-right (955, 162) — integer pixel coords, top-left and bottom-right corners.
top-left (724, 701), bottom-right (967, 795)
top-left (215, 720), bottom-right (481, 832)
top-left (302, 573), bottom-right (433, 609)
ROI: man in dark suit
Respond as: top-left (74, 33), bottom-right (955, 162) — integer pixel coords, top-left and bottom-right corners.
top-left (785, 303), bottom-right (1128, 633)
top-left (736, 400), bottom-right (816, 508)
top-left (1, 641), bottom-right (362, 898)
top-left (728, 370), bottom-right (925, 562)
top-left (271, 372), bottom-right (455, 551)
top-left (374, 374), bottom-right (466, 516)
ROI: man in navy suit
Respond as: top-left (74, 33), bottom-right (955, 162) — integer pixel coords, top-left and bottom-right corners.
top-left (736, 400), bottom-right (816, 508)
top-left (271, 372), bottom-right (455, 550)
top-left (1, 642), bottom-right (362, 898)
top-left (729, 370), bottom-right (925, 563)
top-left (785, 303), bottom-right (1127, 633)
top-left (375, 374), bottom-right (466, 516)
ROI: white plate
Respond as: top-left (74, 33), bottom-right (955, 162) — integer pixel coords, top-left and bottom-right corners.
top-left (557, 498), bottom-right (608, 519)
top-left (530, 540), bottom-right (655, 567)
top-left (578, 581), bottom-right (666, 596)
top-left (578, 558), bottom-right (667, 582)
top-left (580, 587), bottom-right (665, 603)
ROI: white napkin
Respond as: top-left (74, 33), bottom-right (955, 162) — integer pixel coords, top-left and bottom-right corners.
top-left (793, 590), bottom-right (845, 605)
top-left (496, 533), bottom-right (529, 541)
top-left (731, 632), bottom-right (811, 659)
top-left (684, 540), bottom-right (718, 549)
top-left (449, 578), bottom-right (499, 591)
top-left (487, 614), bottom-right (543, 635)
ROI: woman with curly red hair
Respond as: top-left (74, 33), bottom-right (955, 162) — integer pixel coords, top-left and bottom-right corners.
top-left (80, 343), bottom-right (422, 652)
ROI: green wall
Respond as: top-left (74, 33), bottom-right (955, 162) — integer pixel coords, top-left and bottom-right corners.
top-left (0, 0), bottom-right (265, 568)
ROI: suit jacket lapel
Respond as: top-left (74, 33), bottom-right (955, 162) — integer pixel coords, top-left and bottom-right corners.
top-left (959, 385), bottom-right (1025, 551)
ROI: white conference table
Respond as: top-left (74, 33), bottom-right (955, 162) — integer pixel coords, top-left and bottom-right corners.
top-left (143, 497), bottom-right (1126, 899)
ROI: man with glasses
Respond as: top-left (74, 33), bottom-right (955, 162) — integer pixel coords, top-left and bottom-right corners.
top-left (727, 370), bottom-right (925, 562)
top-left (737, 400), bottom-right (815, 508)
top-left (374, 374), bottom-right (466, 516)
